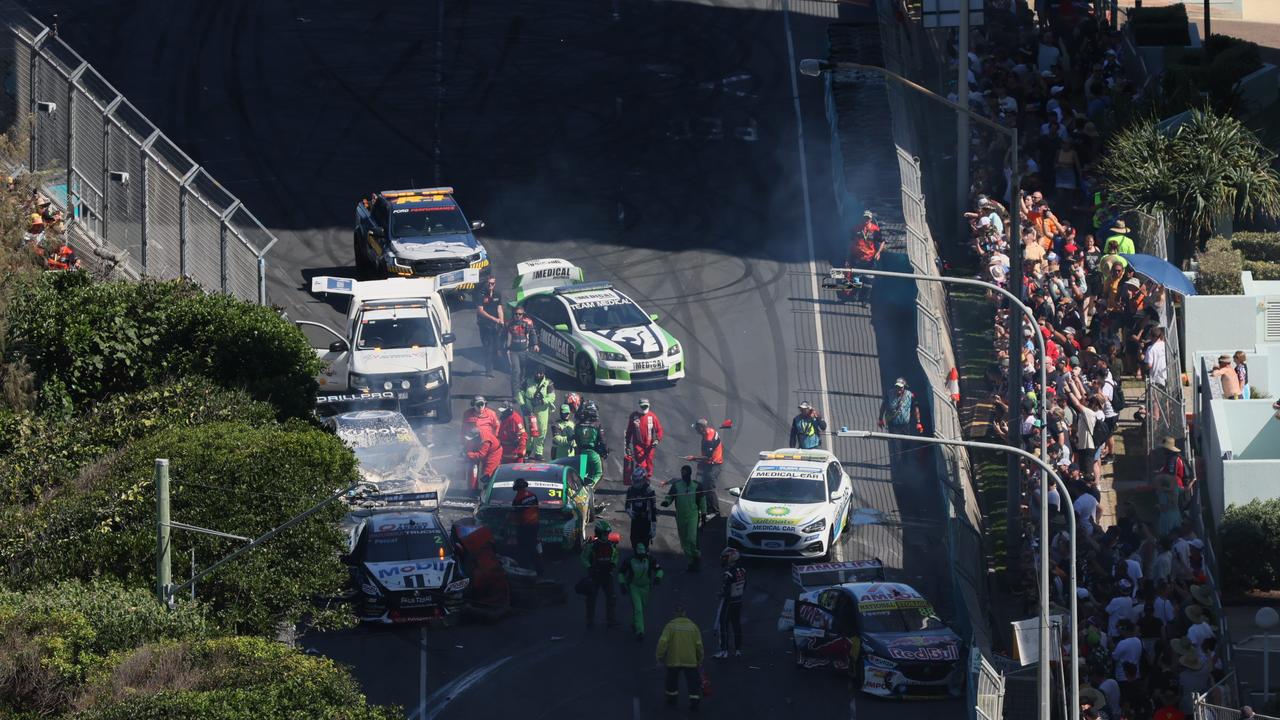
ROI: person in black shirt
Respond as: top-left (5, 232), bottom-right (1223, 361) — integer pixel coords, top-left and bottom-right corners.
top-left (476, 276), bottom-right (504, 377)
top-left (625, 467), bottom-right (658, 549)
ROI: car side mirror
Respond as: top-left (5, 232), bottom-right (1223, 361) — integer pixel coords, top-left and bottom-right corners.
top-left (648, 313), bottom-right (660, 322)
top-left (470, 219), bottom-right (486, 231)
top-left (554, 323), bottom-right (569, 332)
top-left (830, 491), bottom-right (842, 501)
top-left (328, 340), bottom-right (349, 353)
top-left (441, 332), bottom-right (456, 345)
top-left (728, 487), bottom-right (742, 497)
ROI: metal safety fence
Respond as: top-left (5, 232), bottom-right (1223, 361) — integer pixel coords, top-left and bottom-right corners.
top-left (0, 3), bottom-right (276, 304)
top-left (829, 4), bottom-right (998, 712)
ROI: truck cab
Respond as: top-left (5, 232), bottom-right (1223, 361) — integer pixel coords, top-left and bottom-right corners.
top-left (300, 270), bottom-right (477, 422)
top-left (354, 187), bottom-right (489, 295)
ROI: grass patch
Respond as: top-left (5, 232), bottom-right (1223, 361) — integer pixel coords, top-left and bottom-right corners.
top-left (973, 450), bottom-right (1009, 574)
top-left (947, 282), bottom-right (1008, 573)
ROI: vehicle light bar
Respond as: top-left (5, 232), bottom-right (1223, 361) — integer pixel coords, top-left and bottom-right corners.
top-left (758, 449), bottom-right (829, 462)
top-left (555, 280), bottom-right (613, 294)
top-left (382, 187), bottom-right (454, 197)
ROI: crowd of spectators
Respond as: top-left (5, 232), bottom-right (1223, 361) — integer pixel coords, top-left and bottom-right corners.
top-left (955, 3), bottom-right (1235, 718)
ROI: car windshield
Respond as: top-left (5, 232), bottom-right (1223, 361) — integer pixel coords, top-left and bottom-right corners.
top-left (364, 526), bottom-right (447, 563)
top-left (390, 205), bottom-right (470, 238)
top-left (354, 443), bottom-right (415, 476)
top-left (487, 467), bottom-right (567, 507)
top-left (570, 301), bottom-right (650, 331)
top-left (859, 605), bottom-right (948, 633)
top-left (741, 476), bottom-right (826, 504)
top-left (355, 317), bottom-right (437, 350)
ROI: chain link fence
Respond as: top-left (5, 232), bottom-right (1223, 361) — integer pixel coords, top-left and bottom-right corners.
top-left (0, 2), bottom-right (276, 304)
top-left (854, 3), bottom-right (999, 716)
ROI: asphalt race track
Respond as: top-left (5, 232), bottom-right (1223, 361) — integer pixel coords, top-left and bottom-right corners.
top-left (36, 0), bottom-right (965, 717)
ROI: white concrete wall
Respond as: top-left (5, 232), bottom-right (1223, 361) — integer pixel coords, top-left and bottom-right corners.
top-left (1229, 401), bottom-right (1280, 459)
top-left (1204, 394), bottom-right (1229, 520)
top-left (1184, 295), bottom-right (1259, 375)
top-left (1222, 459), bottom-right (1280, 511)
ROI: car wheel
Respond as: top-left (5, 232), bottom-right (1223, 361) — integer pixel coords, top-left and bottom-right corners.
top-left (354, 231), bottom-right (372, 279)
top-left (575, 353), bottom-right (596, 388)
top-left (824, 527), bottom-right (838, 561)
top-left (434, 393), bottom-right (453, 423)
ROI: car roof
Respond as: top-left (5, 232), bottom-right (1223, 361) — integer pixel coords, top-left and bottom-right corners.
top-left (491, 463), bottom-right (567, 481)
top-left (378, 187), bottom-right (455, 206)
top-left (749, 459), bottom-right (829, 479)
top-left (365, 510), bottom-right (444, 532)
top-left (841, 582), bottom-right (928, 604)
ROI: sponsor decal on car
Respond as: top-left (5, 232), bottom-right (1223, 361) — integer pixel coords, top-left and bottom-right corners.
top-left (371, 560), bottom-right (448, 579)
top-left (632, 359), bottom-right (664, 371)
top-left (765, 506), bottom-right (791, 516)
top-left (748, 516), bottom-right (800, 526)
top-left (564, 290), bottom-right (627, 308)
top-left (859, 599), bottom-right (932, 613)
top-left (885, 644), bottom-right (960, 662)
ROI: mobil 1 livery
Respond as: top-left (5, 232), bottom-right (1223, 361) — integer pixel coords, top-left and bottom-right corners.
top-left (509, 258), bottom-right (685, 388)
top-left (343, 492), bottom-right (469, 625)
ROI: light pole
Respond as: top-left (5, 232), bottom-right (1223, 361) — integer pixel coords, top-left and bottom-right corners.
top-left (799, 54), bottom-right (1025, 578)
top-left (801, 57), bottom-right (1052, 719)
top-left (838, 429), bottom-right (1079, 717)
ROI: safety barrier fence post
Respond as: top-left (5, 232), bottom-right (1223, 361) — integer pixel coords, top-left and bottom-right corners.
top-left (0, 2), bottom-right (277, 304)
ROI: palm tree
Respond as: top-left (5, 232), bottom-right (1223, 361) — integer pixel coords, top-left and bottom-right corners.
top-left (1097, 107), bottom-right (1280, 262)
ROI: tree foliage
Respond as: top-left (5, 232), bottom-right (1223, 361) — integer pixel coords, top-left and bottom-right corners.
top-left (0, 376), bottom-right (276, 505)
top-left (0, 583), bottom-right (396, 720)
top-left (0, 579), bottom-right (211, 717)
top-left (1220, 498), bottom-right (1280, 593)
top-left (75, 636), bottom-right (400, 720)
top-left (1098, 108), bottom-right (1280, 260)
top-left (0, 420), bottom-right (357, 636)
top-left (2, 273), bottom-right (321, 418)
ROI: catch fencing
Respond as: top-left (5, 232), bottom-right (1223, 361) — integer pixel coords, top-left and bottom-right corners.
top-left (0, 4), bottom-right (276, 303)
top-left (856, 3), bottom-right (998, 716)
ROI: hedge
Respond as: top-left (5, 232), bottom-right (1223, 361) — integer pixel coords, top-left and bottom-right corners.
top-left (76, 636), bottom-right (400, 720)
top-left (0, 420), bottom-right (357, 636)
top-left (1195, 242), bottom-right (1244, 295)
top-left (1243, 259), bottom-right (1280, 280)
top-left (3, 274), bottom-right (321, 419)
top-left (0, 580), bottom-right (211, 717)
top-left (1220, 498), bottom-right (1280, 593)
top-left (1231, 231), bottom-right (1280, 262)
top-left (0, 377), bottom-right (276, 506)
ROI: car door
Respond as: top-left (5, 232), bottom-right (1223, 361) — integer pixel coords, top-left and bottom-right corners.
top-left (427, 300), bottom-right (453, 364)
top-left (524, 296), bottom-right (574, 370)
top-left (826, 462), bottom-right (849, 534)
top-left (295, 320), bottom-right (350, 390)
top-left (794, 588), bottom-right (854, 660)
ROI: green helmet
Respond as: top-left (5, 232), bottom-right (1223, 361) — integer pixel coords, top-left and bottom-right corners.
top-left (560, 403), bottom-right (571, 416)
top-left (635, 542), bottom-right (648, 556)
top-left (594, 519), bottom-right (612, 536)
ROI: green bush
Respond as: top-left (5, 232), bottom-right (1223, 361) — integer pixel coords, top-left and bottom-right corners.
top-left (1129, 4), bottom-right (1190, 47)
top-left (1195, 247), bottom-right (1244, 294)
top-left (0, 421), bottom-right (357, 636)
top-left (1232, 231), bottom-right (1280, 262)
top-left (1205, 235), bottom-right (1235, 253)
top-left (0, 377), bottom-right (277, 505)
top-left (75, 636), bottom-right (399, 720)
top-left (1162, 36), bottom-right (1263, 114)
top-left (1220, 498), bottom-right (1280, 592)
top-left (3, 275), bottom-right (321, 418)
top-left (1243, 259), bottom-right (1280, 280)
top-left (0, 580), bottom-right (210, 717)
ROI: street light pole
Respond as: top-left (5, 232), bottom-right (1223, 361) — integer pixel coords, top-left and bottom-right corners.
top-left (838, 429), bottom-right (1079, 715)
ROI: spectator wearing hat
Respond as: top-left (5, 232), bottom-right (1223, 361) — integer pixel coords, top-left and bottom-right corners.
top-left (1185, 603), bottom-right (1214, 651)
top-left (1177, 650), bottom-right (1212, 713)
top-left (1211, 355), bottom-right (1243, 399)
top-left (1103, 219), bottom-right (1134, 259)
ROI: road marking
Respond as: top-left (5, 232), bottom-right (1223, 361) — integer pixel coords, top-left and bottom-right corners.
top-left (781, 0), bottom-right (833, 447)
top-left (421, 655), bottom-right (514, 720)
top-left (417, 626), bottom-right (428, 720)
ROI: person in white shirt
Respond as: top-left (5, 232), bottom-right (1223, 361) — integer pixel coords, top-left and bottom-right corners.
top-left (1153, 583), bottom-right (1177, 625)
top-left (1074, 491), bottom-right (1101, 535)
top-left (1105, 583), bottom-right (1137, 638)
top-left (1111, 623), bottom-right (1143, 681)
top-left (1149, 538), bottom-right (1174, 585)
top-left (1122, 557), bottom-right (1143, 595)
top-left (1143, 327), bottom-right (1168, 386)
top-left (1187, 605), bottom-right (1215, 650)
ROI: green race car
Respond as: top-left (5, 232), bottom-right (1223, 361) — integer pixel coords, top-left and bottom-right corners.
top-left (475, 457), bottom-right (595, 550)
top-left (509, 259), bottom-right (685, 387)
